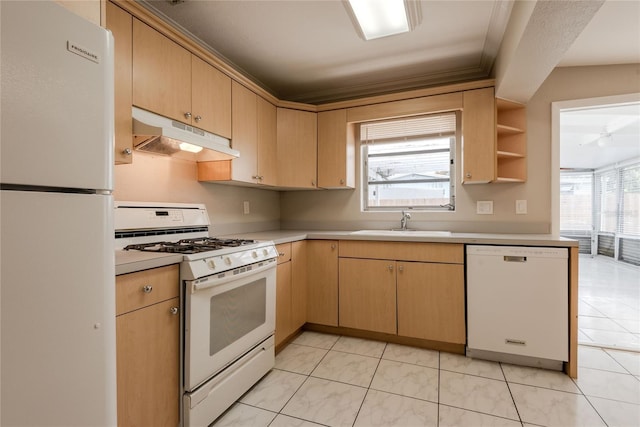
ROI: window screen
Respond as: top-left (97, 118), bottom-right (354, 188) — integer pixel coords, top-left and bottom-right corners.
top-left (361, 112), bottom-right (457, 210)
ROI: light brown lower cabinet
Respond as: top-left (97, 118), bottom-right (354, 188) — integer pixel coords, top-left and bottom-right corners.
top-left (338, 258), bottom-right (397, 334)
top-left (275, 241), bottom-right (307, 346)
top-left (115, 265), bottom-right (180, 427)
top-left (337, 241), bottom-right (465, 344)
top-left (397, 262), bottom-right (465, 343)
top-left (306, 240), bottom-right (339, 326)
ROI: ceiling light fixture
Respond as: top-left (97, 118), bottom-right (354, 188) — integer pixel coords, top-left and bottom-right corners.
top-left (345, 0), bottom-right (421, 41)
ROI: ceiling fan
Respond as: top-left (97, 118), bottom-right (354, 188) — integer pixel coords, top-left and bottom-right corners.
top-left (579, 114), bottom-right (639, 148)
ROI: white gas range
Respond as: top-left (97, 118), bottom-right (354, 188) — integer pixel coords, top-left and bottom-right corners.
top-left (114, 201), bottom-right (277, 426)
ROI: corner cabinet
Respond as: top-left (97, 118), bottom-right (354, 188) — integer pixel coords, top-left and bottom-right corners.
top-left (197, 82), bottom-right (277, 186)
top-left (106, 1), bottom-right (133, 164)
top-left (495, 98), bottom-right (526, 182)
top-left (317, 109), bottom-right (355, 189)
top-left (115, 265), bottom-right (180, 427)
top-left (277, 108), bottom-right (318, 189)
top-left (275, 241), bottom-right (307, 347)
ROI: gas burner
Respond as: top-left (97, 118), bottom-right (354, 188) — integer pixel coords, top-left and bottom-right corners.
top-left (123, 237), bottom-right (258, 254)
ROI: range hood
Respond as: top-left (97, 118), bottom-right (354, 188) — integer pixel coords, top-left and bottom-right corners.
top-left (132, 107), bottom-right (239, 160)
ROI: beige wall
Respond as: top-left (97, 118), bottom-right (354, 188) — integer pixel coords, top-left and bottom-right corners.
top-left (280, 64), bottom-right (640, 234)
top-left (114, 65), bottom-right (639, 235)
top-left (114, 152), bottom-right (281, 234)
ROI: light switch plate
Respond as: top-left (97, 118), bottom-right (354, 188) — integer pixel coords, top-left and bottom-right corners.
top-left (243, 201), bottom-right (250, 215)
top-left (516, 200), bottom-right (527, 214)
top-left (477, 201), bottom-right (493, 215)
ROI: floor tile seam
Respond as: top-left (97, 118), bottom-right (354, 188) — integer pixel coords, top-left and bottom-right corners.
top-left (437, 402), bottom-right (524, 424)
top-left (439, 366), bottom-right (506, 382)
top-left (307, 373), bottom-right (370, 390)
top-left (271, 370), bottom-right (314, 415)
top-left (366, 342), bottom-right (387, 389)
top-left (569, 371), bottom-right (640, 406)
top-left (579, 354), bottom-right (638, 377)
top-left (367, 384), bottom-right (439, 406)
top-left (499, 362), bottom-right (524, 425)
top-left (505, 380), bottom-right (583, 396)
top-left (324, 348), bottom-right (383, 361)
top-left (381, 356), bottom-right (440, 371)
top-left (582, 393), bottom-right (617, 427)
top-left (584, 393), bottom-right (640, 407)
top-left (580, 342), bottom-right (640, 354)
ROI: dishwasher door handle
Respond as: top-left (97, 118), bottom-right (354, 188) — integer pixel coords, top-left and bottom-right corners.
top-left (504, 256), bottom-right (527, 262)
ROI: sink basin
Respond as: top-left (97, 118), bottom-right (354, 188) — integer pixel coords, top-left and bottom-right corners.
top-left (350, 230), bottom-right (452, 237)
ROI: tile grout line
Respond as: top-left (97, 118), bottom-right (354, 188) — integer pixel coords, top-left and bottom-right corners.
top-left (350, 342), bottom-right (389, 427)
top-left (499, 362), bottom-right (524, 426)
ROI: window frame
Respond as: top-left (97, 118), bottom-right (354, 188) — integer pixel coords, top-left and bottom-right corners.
top-left (360, 112), bottom-right (459, 212)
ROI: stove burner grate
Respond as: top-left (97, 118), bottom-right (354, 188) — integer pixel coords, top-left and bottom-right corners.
top-left (123, 237), bottom-right (257, 254)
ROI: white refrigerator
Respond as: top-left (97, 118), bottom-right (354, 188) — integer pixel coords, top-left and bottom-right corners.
top-left (0, 1), bottom-right (116, 425)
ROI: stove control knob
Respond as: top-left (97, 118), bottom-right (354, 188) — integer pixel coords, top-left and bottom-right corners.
top-left (207, 260), bottom-right (216, 269)
top-left (262, 249), bottom-right (268, 256)
top-left (252, 251), bottom-right (258, 259)
top-left (224, 257), bottom-right (232, 266)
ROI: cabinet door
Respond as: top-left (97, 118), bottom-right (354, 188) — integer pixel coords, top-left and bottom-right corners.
top-left (318, 109), bottom-right (354, 189)
top-left (191, 56), bottom-right (231, 138)
top-left (132, 19), bottom-right (191, 123)
top-left (291, 240), bottom-right (307, 330)
top-left (116, 297), bottom-right (180, 427)
top-left (462, 87), bottom-right (495, 184)
top-left (231, 81), bottom-right (258, 182)
top-left (339, 258), bottom-right (396, 334)
top-left (306, 240), bottom-right (338, 326)
top-left (277, 108), bottom-right (318, 188)
top-left (106, 2), bottom-right (132, 164)
top-left (275, 261), bottom-right (292, 346)
top-left (257, 96), bottom-right (277, 186)
top-left (397, 262), bottom-right (465, 344)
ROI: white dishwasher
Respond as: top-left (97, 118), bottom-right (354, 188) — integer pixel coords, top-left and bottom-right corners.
top-left (466, 245), bottom-right (568, 370)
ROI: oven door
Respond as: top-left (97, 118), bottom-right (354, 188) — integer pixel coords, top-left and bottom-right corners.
top-left (184, 259), bottom-right (276, 391)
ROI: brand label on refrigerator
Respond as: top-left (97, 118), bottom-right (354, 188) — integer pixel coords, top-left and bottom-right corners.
top-left (67, 41), bottom-right (99, 63)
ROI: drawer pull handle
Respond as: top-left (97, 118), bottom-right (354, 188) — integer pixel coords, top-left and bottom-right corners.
top-left (279, 252), bottom-right (285, 257)
top-left (505, 339), bottom-right (526, 346)
top-left (170, 307), bottom-right (179, 315)
top-left (388, 265), bottom-right (393, 271)
top-left (504, 256), bottom-right (527, 262)
top-left (142, 285), bottom-right (153, 293)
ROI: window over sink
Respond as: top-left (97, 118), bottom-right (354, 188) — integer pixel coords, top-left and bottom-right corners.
top-left (361, 111), bottom-right (458, 211)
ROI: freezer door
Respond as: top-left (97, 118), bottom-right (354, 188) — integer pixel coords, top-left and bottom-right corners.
top-left (0, 191), bottom-right (116, 426)
top-left (0, 0), bottom-right (114, 190)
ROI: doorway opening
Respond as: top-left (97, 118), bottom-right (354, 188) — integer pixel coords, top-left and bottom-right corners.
top-left (553, 95), bottom-right (639, 351)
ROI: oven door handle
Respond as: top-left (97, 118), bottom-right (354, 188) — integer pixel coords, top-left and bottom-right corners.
top-left (191, 259), bottom-right (276, 293)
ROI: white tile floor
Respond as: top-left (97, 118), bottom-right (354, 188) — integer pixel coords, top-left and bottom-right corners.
top-left (213, 331), bottom-right (640, 427)
top-left (578, 255), bottom-right (640, 351)
top-left (213, 254), bottom-right (640, 427)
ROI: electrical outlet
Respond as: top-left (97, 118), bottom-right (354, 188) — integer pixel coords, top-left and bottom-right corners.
top-left (243, 201), bottom-right (250, 215)
top-left (476, 201), bottom-right (493, 215)
top-left (516, 200), bottom-right (527, 214)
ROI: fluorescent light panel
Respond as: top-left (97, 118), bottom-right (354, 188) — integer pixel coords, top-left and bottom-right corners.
top-left (348, 0), bottom-right (409, 40)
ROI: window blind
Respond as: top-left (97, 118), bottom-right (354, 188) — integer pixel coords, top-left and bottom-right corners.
top-left (360, 113), bottom-right (456, 143)
top-left (620, 163), bottom-right (640, 236)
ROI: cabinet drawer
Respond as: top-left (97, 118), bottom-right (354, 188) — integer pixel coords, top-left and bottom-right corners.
top-left (116, 264), bottom-right (179, 315)
top-left (339, 241), bottom-right (463, 264)
top-left (276, 243), bottom-right (292, 264)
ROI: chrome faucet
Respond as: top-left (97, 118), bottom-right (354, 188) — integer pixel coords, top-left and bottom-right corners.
top-left (400, 210), bottom-right (411, 230)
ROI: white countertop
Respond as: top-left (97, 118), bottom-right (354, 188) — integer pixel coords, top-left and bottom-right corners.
top-left (116, 229), bottom-right (578, 275)
top-left (228, 229), bottom-right (579, 247)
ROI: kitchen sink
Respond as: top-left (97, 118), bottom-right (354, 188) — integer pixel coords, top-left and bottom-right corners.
top-left (350, 230), bottom-right (452, 237)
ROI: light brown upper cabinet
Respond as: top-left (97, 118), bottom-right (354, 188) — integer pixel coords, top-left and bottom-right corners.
top-left (277, 108), bottom-right (318, 189)
top-left (197, 82), bottom-right (276, 186)
top-left (132, 19), bottom-right (231, 138)
top-left (317, 109), bottom-right (355, 189)
top-left (495, 98), bottom-right (527, 182)
top-left (461, 87), bottom-right (496, 184)
top-left (106, 2), bottom-right (133, 164)
top-left (191, 56), bottom-right (232, 139)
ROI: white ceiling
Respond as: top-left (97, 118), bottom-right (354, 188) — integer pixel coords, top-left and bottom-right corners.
top-left (561, 102), bottom-right (640, 170)
top-left (140, 0), bottom-right (640, 169)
